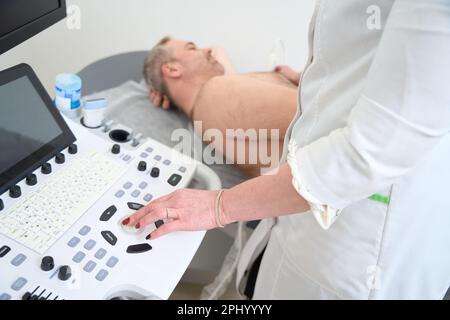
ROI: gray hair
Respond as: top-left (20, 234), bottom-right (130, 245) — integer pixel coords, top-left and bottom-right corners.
top-left (143, 36), bottom-right (173, 96)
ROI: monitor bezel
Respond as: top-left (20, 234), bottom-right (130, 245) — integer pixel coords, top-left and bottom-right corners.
top-left (0, 0), bottom-right (67, 55)
top-left (0, 63), bottom-right (76, 196)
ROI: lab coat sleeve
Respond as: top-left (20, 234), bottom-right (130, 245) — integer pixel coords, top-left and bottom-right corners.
top-left (289, 0), bottom-right (450, 223)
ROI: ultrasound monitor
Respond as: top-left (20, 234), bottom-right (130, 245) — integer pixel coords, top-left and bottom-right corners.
top-left (0, 0), bottom-right (67, 55)
top-left (0, 64), bottom-right (75, 195)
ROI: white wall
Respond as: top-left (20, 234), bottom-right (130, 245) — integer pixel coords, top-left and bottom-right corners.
top-left (0, 0), bottom-right (315, 92)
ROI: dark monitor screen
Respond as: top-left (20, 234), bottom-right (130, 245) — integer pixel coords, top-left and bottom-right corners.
top-left (0, 77), bottom-right (63, 173)
top-left (0, 0), bottom-right (66, 55)
top-left (0, 64), bottom-right (75, 195)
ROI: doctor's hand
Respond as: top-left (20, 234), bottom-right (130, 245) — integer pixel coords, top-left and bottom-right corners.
top-left (149, 88), bottom-right (171, 110)
top-left (122, 189), bottom-right (220, 240)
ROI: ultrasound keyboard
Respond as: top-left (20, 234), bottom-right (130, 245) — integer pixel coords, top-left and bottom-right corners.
top-left (0, 119), bottom-right (218, 300)
top-left (0, 151), bottom-right (128, 255)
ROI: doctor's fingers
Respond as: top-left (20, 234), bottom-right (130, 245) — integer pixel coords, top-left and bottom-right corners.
top-left (148, 220), bottom-right (183, 240)
top-left (135, 207), bottom-right (179, 229)
top-left (124, 196), bottom-right (174, 225)
top-left (125, 203), bottom-right (168, 226)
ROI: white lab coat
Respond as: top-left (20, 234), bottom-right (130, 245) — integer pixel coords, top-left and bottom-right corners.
top-left (237, 0), bottom-right (450, 299)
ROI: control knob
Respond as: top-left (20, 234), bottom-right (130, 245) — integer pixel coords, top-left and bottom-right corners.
top-left (58, 265), bottom-right (72, 281)
top-left (55, 153), bottom-right (65, 164)
top-left (138, 161), bottom-right (147, 172)
top-left (68, 144), bottom-right (78, 154)
top-left (41, 163), bottom-right (52, 175)
top-left (26, 174), bottom-right (37, 186)
top-left (111, 144), bottom-right (121, 154)
top-left (9, 185), bottom-right (21, 199)
top-left (150, 167), bottom-right (160, 178)
top-left (41, 256), bottom-right (55, 271)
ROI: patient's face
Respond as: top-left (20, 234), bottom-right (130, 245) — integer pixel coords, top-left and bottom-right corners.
top-left (165, 39), bottom-right (224, 79)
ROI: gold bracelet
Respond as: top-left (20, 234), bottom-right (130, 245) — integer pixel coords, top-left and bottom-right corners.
top-left (215, 189), bottom-right (225, 228)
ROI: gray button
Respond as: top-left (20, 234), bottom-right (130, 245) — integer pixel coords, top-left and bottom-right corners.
top-left (179, 167), bottom-right (187, 173)
top-left (146, 147), bottom-right (153, 153)
top-left (154, 155), bottom-right (162, 161)
top-left (123, 182), bottom-right (133, 190)
top-left (123, 155), bottom-right (131, 162)
top-left (115, 190), bottom-right (125, 198)
top-left (131, 190), bottom-right (141, 198)
top-left (140, 152), bottom-right (148, 158)
top-left (11, 254), bottom-right (27, 267)
top-left (95, 269), bottom-right (109, 282)
top-left (163, 159), bottom-right (171, 166)
top-left (11, 277), bottom-right (27, 291)
top-left (138, 182), bottom-right (148, 189)
top-left (84, 239), bottom-right (96, 251)
top-left (72, 251), bottom-right (86, 263)
top-left (143, 193), bottom-right (153, 202)
top-left (106, 256), bottom-right (119, 268)
top-left (79, 225), bottom-right (91, 236)
top-left (68, 237), bottom-right (81, 248)
top-left (83, 260), bottom-right (97, 273)
top-left (95, 248), bottom-right (107, 260)
top-left (0, 293), bottom-right (11, 300)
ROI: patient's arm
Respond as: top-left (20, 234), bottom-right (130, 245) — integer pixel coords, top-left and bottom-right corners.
top-left (192, 75), bottom-right (297, 177)
top-left (244, 72), bottom-right (299, 89)
top-left (274, 65), bottom-right (302, 86)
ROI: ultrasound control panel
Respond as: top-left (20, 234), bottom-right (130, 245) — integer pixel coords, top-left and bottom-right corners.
top-left (0, 118), bottom-right (214, 300)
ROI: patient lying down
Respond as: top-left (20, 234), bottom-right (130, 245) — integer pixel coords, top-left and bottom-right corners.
top-left (143, 37), bottom-right (300, 177)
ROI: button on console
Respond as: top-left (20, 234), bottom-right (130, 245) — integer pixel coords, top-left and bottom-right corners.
top-left (168, 174), bottom-right (182, 186)
top-left (126, 243), bottom-right (152, 254)
top-left (128, 202), bottom-right (144, 210)
top-left (101, 231), bottom-right (117, 246)
top-left (0, 245), bottom-right (10, 258)
top-left (100, 205), bottom-right (117, 222)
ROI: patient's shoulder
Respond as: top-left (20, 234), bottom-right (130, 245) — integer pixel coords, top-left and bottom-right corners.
top-left (200, 75), bottom-right (240, 97)
top-left (192, 76), bottom-right (240, 119)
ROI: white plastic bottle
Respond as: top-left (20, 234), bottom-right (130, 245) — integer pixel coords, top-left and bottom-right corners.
top-left (55, 73), bottom-right (82, 118)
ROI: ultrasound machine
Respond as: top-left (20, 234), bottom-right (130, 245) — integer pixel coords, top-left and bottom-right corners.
top-left (0, 1), bottom-right (221, 300)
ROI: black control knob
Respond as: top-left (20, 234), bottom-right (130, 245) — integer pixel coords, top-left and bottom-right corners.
top-left (111, 144), bottom-right (121, 154)
top-left (68, 144), bottom-right (78, 154)
top-left (41, 256), bottom-right (55, 271)
top-left (58, 265), bottom-right (72, 281)
top-left (138, 161), bottom-right (147, 172)
top-left (26, 174), bottom-right (37, 186)
top-left (41, 163), bottom-right (52, 175)
top-left (9, 185), bottom-right (21, 199)
top-left (0, 199), bottom-right (4, 211)
top-left (22, 292), bottom-right (31, 300)
top-left (55, 153), bottom-right (65, 164)
top-left (150, 167), bottom-right (160, 178)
